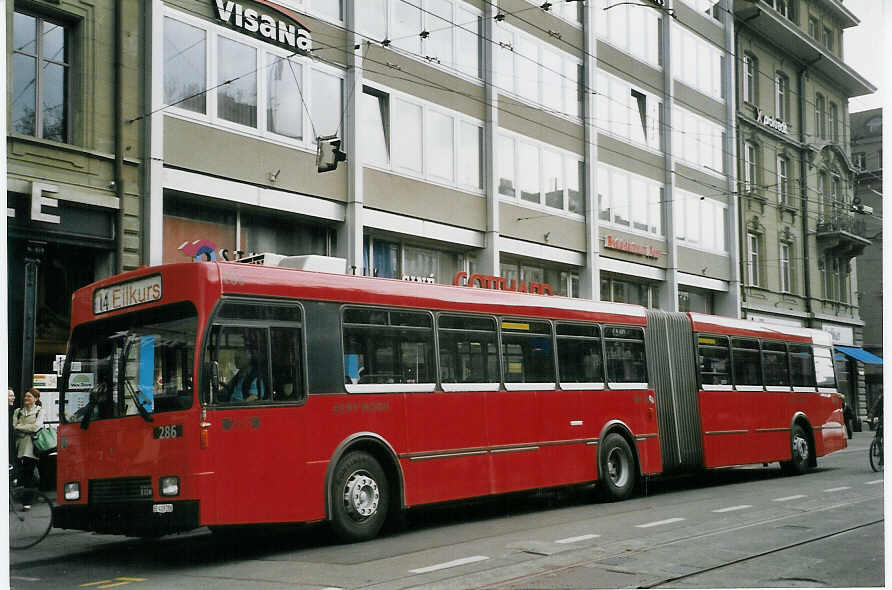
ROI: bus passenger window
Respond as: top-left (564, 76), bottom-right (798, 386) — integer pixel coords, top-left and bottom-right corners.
top-left (556, 323), bottom-right (604, 384)
top-left (697, 335), bottom-right (730, 386)
top-left (813, 346), bottom-right (837, 389)
top-left (342, 308), bottom-right (435, 387)
top-left (501, 320), bottom-right (555, 384)
top-left (789, 344), bottom-right (816, 387)
top-left (438, 315), bottom-right (499, 384)
top-left (604, 326), bottom-right (647, 384)
top-left (731, 338), bottom-right (761, 387)
top-left (206, 326), bottom-right (270, 404)
top-left (762, 342), bottom-right (790, 387)
top-left (270, 327), bottom-right (303, 402)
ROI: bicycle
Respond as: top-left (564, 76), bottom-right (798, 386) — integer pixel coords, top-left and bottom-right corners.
top-left (869, 419), bottom-right (883, 473)
top-left (9, 465), bottom-right (53, 550)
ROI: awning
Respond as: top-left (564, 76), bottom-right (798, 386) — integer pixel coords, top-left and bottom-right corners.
top-left (834, 346), bottom-right (883, 365)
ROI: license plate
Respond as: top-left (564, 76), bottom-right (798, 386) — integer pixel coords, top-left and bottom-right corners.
top-left (152, 504), bottom-right (173, 514)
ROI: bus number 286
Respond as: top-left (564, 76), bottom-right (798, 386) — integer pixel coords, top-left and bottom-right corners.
top-left (153, 425), bottom-right (183, 440)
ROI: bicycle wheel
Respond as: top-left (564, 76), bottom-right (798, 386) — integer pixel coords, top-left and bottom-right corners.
top-left (869, 439), bottom-right (883, 473)
top-left (9, 488), bottom-right (53, 550)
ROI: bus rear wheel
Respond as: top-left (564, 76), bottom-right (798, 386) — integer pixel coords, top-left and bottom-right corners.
top-left (330, 451), bottom-right (389, 543)
top-left (599, 433), bottom-right (637, 501)
top-left (781, 424), bottom-right (810, 475)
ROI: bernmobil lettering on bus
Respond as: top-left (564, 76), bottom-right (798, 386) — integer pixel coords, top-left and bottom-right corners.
top-left (214, 0), bottom-right (312, 54)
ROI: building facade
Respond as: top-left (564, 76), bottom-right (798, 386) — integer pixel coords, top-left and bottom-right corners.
top-left (7, 0), bottom-right (144, 399)
top-left (732, 0), bottom-right (875, 424)
top-left (146, 0), bottom-right (741, 319)
top-left (850, 108), bottom-right (883, 418)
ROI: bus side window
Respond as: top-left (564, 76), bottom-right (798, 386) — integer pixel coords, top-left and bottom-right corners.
top-left (271, 327), bottom-right (303, 402)
top-left (604, 326), bottom-right (647, 385)
top-left (762, 341), bottom-right (790, 387)
top-left (697, 335), bottom-right (730, 386)
top-left (789, 344), bottom-right (816, 388)
top-left (500, 319), bottom-right (555, 385)
top-left (438, 315), bottom-right (499, 385)
top-left (556, 323), bottom-right (603, 385)
top-left (731, 338), bottom-right (761, 387)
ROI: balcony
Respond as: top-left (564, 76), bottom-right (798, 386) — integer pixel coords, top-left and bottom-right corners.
top-left (733, 1), bottom-right (876, 97)
top-left (815, 213), bottom-right (871, 258)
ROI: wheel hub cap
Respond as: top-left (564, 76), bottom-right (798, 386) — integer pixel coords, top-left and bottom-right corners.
top-left (793, 435), bottom-right (809, 462)
top-left (607, 448), bottom-right (629, 487)
top-left (343, 471), bottom-right (379, 520)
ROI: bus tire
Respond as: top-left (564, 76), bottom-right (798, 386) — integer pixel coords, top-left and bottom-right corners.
top-left (330, 451), bottom-right (389, 543)
top-left (598, 433), bottom-right (636, 501)
top-left (781, 424), bottom-right (810, 476)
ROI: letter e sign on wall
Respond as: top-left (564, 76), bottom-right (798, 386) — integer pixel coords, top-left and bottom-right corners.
top-left (31, 183), bottom-right (61, 224)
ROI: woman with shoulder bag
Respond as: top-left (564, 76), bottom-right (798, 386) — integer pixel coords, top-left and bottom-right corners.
top-left (13, 388), bottom-right (44, 507)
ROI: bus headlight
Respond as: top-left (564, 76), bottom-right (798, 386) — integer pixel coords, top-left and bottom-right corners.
top-left (64, 482), bottom-right (81, 501)
top-left (159, 476), bottom-right (180, 497)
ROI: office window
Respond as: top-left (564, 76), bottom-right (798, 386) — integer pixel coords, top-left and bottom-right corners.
top-left (498, 135), bottom-right (516, 197)
top-left (392, 98), bottom-right (423, 172)
top-left (266, 55), bottom-right (303, 140)
top-left (361, 87), bottom-right (389, 165)
top-left (596, 0), bottom-right (661, 66)
top-left (672, 105), bottom-right (723, 173)
top-left (311, 70), bottom-right (343, 139)
top-left (672, 23), bottom-right (723, 100)
top-left (598, 73), bottom-right (662, 152)
top-left (779, 243), bottom-right (792, 292)
top-left (777, 155), bottom-right (789, 204)
top-left (500, 132), bottom-right (585, 216)
top-left (744, 142), bottom-right (757, 191)
top-left (743, 54), bottom-right (756, 103)
top-left (12, 12), bottom-right (71, 141)
top-left (815, 94), bottom-right (826, 139)
top-left (747, 232), bottom-right (761, 286)
top-left (775, 73), bottom-right (788, 121)
top-left (674, 189), bottom-right (727, 252)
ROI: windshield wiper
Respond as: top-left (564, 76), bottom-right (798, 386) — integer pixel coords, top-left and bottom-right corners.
top-left (123, 377), bottom-right (154, 423)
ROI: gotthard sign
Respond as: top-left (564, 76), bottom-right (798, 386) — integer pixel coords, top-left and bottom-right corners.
top-left (214, 0), bottom-right (311, 54)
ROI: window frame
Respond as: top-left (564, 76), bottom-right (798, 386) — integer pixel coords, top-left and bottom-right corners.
top-left (743, 141), bottom-right (757, 191)
top-left (774, 72), bottom-right (787, 121)
top-left (555, 322), bottom-right (605, 390)
top-left (697, 334), bottom-right (732, 391)
top-left (436, 312), bottom-right (502, 392)
top-left (499, 318), bottom-right (557, 391)
top-left (731, 337), bottom-right (763, 390)
top-left (747, 232), bottom-right (761, 286)
top-left (12, 10), bottom-right (72, 142)
top-left (742, 54), bottom-right (756, 104)
top-left (779, 242), bottom-right (792, 293)
top-left (776, 154), bottom-right (789, 205)
top-left (603, 325), bottom-right (649, 389)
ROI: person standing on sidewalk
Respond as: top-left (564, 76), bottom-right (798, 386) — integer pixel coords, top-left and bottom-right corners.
top-left (843, 399), bottom-right (854, 439)
top-left (9, 388), bottom-right (18, 465)
top-left (13, 388), bottom-right (44, 505)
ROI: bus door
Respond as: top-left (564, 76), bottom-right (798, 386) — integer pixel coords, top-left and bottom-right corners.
top-left (204, 304), bottom-right (307, 524)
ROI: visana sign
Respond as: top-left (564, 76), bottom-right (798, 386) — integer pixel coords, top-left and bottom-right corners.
top-left (755, 108), bottom-right (788, 134)
top-left (214, 0), bottom-right (311, 54)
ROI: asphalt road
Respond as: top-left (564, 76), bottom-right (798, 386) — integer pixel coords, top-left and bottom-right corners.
top-left (9, 431), bottom-right (885, 589)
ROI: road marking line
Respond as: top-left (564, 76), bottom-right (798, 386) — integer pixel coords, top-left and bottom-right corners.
top-left (409, 555), bottom-right (490, 574)
top-left (866, 479), bottom-right (883, 485)
top-left (824, 486), bottom-right (851, 492)
top-left (712, 505), bottom-right (752, 513)
top-left (81, 582), bottom-right (115, 587)
top-left (11, 576), bottom-right (41, 582)
top-left (772, 494), bottom-right (806, 502)
top-left (636, 518), bottom-right (685, 528)
top-left (98, 584), bottom-right (131, 589)
top-left (555, 534), bottom-right (600, 544)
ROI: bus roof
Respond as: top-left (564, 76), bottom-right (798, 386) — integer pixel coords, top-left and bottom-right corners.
top-left (688, 312), bottom-right (825, 344)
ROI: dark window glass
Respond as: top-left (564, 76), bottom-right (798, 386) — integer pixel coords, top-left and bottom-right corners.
top-left (501, 319), bottom-right (555, 383)
top-left (604, 326), bottom-right (647, 383)
top-left (438, 315), bottom-right (499, 384)
top-left (732, 338), bottom-right (762, 386)
top-left (789, 344), bottom-right (816, 387)
top-left (698, 335), bottom-right (730, 385)
top-left (217, 301), bottom-right (302, 322)
top-left (762, 341), bottom-right (790, 387)
top-left (270, 327), bottom-right (304, 402)
top-left (557, 323), bottom-right (603, 384)
top-left (343, 308), bottom-right (434, 386)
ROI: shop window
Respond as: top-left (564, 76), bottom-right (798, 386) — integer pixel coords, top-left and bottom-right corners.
top-left (731, 338), bottom-right (761, 387)
top-left (604, 326), bottom-right (647, 384)
top-left (789, 344), bottom-right (816, 387)
top-left (557, 323), bottom-right (604, 385)
top-left (13, 11), bottom-right (71, 141)
top-left (437, 315), bottom-right (499, 387)
top-left (342, 308), bottom-right (435, 388)
top-left (679, 289), bottom-right (713, 313)
top-left (500, 261), bottom-right (579, 297)
top-left (501, 319), bottom-right (555, 386)
top-left (762, 341), bottom-right (790, 387)
top-left (698, 335), bottom-right (730, 386)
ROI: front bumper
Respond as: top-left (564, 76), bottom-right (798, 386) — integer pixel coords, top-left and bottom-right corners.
top-left (53, 500), bottom-right (200, 537)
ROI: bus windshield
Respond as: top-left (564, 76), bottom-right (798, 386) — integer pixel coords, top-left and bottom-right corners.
top-left (60, 302), bottom-right (198, 424)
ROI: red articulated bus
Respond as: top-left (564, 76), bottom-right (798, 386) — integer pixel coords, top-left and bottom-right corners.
top-left (54, 258), bottom-right (845, 542)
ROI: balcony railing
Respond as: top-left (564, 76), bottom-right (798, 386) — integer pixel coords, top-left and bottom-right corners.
top-left (816, 212), bottom-right (871, 258)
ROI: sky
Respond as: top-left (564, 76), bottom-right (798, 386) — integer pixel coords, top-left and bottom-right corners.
top-left (843, 0), bottom-right (886, 113)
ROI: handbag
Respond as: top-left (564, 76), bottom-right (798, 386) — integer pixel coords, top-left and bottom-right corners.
top-left (32, 426), bottom-right (57, 453)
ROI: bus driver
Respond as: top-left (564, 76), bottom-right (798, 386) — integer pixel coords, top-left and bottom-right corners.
top-left (224, 349), bottom-right (266, 402)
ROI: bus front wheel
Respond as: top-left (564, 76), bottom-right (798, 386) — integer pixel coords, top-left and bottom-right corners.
top-left (330, 451), bottom-right (390, 543)
top-left (781, 424), bottom-right (810, 475)
top-left (598, 433), bottom-right (637, 501)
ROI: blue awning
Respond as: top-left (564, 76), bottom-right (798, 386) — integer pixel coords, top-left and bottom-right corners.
top-left (834, 346), bottom-right (883, 365)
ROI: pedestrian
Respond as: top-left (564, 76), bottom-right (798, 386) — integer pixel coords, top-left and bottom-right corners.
top-left (842, 398), bottom-right (854, 439)
top-left (12, 388), bottom-right (44, 506)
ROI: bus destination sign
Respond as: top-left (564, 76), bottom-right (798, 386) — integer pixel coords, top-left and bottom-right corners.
top-left (93, 275), bottom-right (162, 315)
